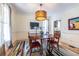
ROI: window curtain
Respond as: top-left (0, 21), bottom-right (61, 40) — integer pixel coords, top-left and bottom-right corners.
top-left (0, 4), bottom-right (11, 48)
top-left (0, 4), bottom-right (4, 47)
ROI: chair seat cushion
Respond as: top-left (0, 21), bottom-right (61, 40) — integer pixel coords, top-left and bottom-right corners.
top-left (47, 40), bottom-right (58, 48)
top-left (31, 41), bottom-right (41, 48)
top-left (48, 40), bottom-right (58, 44)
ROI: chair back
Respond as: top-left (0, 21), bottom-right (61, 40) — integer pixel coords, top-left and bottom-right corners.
top-left (54, 31), bottom-right (61, 42)
top-left (28, 33), bottom-right (41, 46)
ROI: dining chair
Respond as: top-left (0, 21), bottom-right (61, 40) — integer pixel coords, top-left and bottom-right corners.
top-left (28, 33), bottom-right (42, 56)
top-left (47, 31), bottom-right (61, 51)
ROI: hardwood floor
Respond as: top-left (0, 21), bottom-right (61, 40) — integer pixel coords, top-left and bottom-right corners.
top-left (60, 41), bottom-right (79, 54)
top-left (5, 40), bottom-right (79, 56)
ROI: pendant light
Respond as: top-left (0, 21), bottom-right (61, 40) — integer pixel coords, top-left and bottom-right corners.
top-left (35, 4), bottom-right (47, 21)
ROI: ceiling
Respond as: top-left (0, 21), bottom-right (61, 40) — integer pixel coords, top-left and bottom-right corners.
top-left (11, 3), bottom-right (79, 16)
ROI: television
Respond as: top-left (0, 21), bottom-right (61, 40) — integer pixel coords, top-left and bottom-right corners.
top-left (30, 22), bottom-right (39, 29)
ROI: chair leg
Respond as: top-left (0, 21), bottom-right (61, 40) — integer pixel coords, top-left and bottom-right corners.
top-left (30, 48), bottom-right (32, 56)
top-left (50, 45), bottom-right (54, 52)
top-left (39, 47), bottom-right (42, 56)
top-left (57, 44), bottom-right (59, 50)
top-left (47, 42), bottom-right (50, 51)
top-left (47, 41), bottom-right (49, 49)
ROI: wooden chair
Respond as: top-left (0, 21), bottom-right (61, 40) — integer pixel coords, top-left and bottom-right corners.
top-left (47, 31), bottom-right (61, 51)
top-left (28, 33), bottom-right (42, 56)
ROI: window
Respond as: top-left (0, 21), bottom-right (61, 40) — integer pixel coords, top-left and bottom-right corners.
top-left (0, 4), bottom-right (11, 47)
top-left (0, 4), bottom-right (3, 47)
top-left (40, 20), bottom-right (48, 38)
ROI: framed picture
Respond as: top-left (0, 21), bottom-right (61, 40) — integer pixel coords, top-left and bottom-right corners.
top-left (68, 17), bottom-right (79, 30)
top-left (30, 22), bottom-right (39, 29)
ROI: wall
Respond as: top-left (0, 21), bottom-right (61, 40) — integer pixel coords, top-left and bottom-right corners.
top-left (11, 8), bottom-right (41, 43)
top-left (60, 6), bottom-right (79, 48)
top-left (14, 14), bottom-right (28, 41)
top-left (11, 6), bottom-right (17, 43)
top-left (11, 7), bottom-right (29, 43)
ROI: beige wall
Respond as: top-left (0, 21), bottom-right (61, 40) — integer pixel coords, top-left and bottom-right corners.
top-left (11, 6), bottom-right (17, 43)
top-left (60, 6), bottom-right (79, 47)
top-left (11, 7), bottom-right (40, 43)
top-left (11, 7), bottom-right (28, 43)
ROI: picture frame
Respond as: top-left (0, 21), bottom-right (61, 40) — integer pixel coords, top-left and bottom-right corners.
top-left (68, 17), bottom-right (79, 30)
top-left (30, 22), bottom-right (39, 29)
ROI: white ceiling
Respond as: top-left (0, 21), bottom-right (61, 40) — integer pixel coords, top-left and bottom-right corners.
top-left (11, 3), bottom-right (79, 16)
